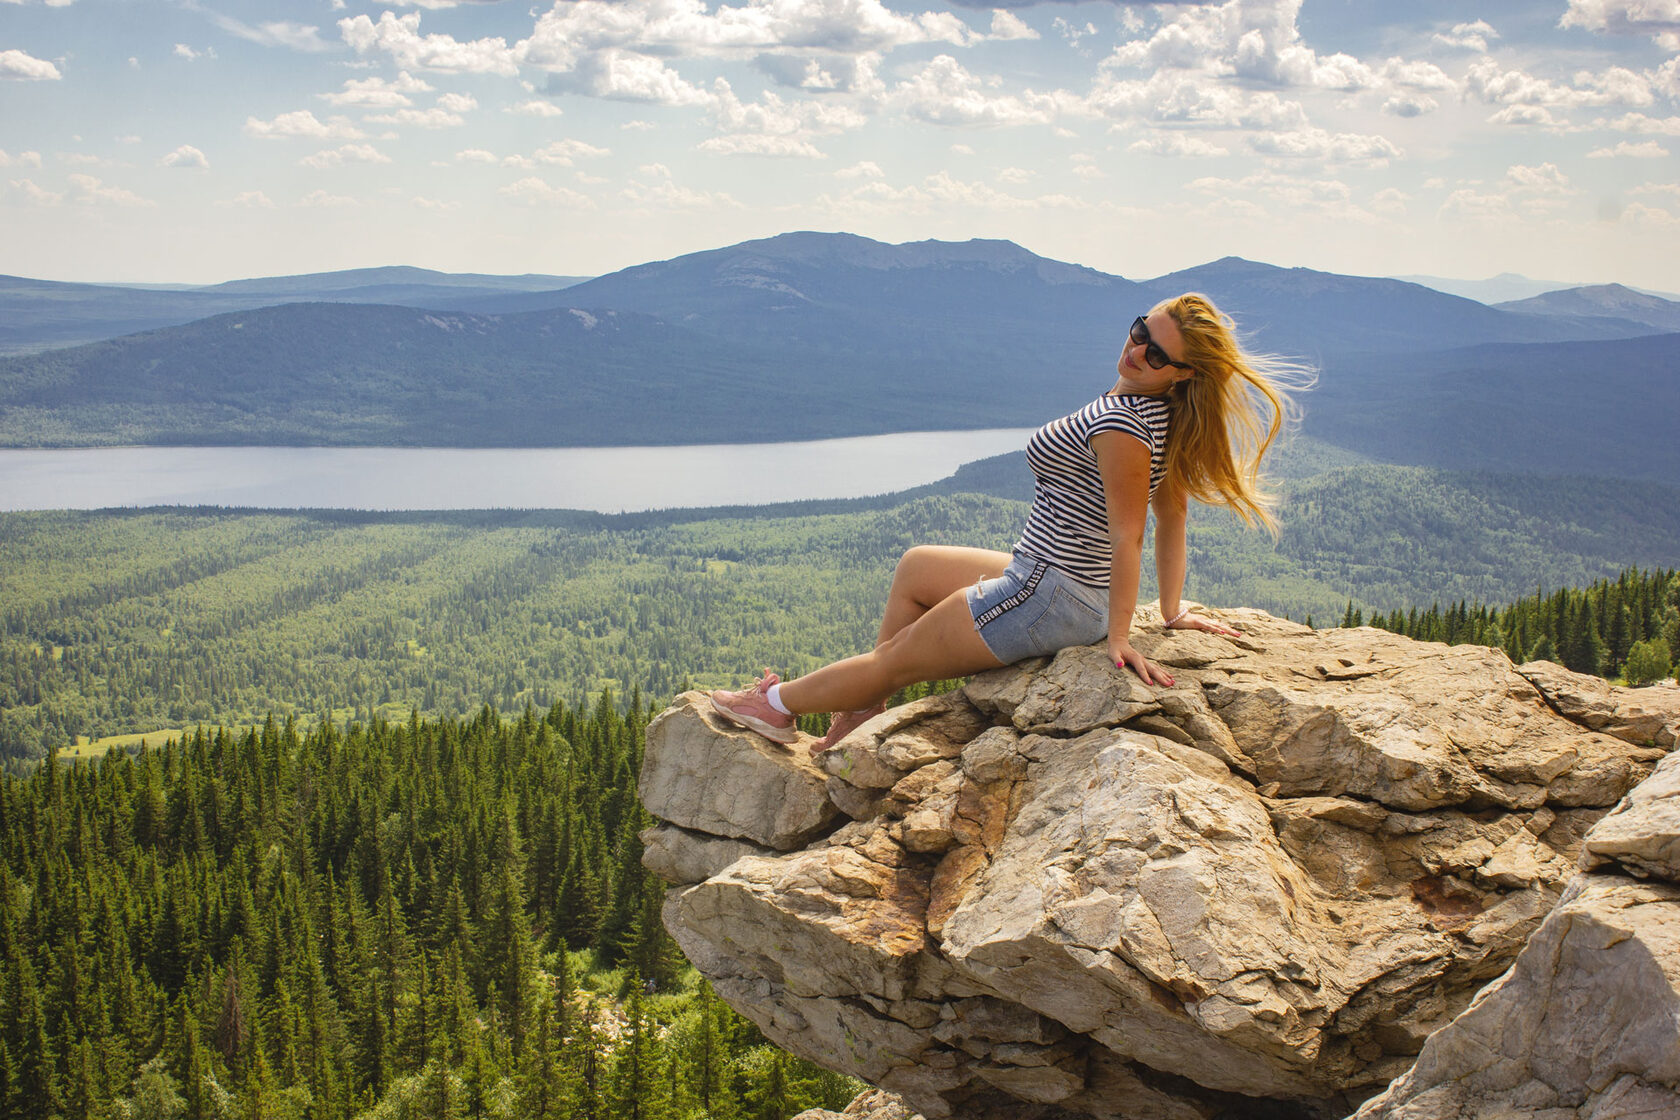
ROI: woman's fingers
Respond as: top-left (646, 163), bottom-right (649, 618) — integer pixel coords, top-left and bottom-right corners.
top-left (1117, 649), bottom-right (1173, 688)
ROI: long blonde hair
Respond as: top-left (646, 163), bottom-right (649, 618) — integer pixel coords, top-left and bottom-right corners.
top-left (1157, 293), bottom-right (1311, 535)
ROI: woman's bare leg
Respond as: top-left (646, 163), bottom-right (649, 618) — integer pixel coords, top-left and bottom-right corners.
top-left (876, 545), bottom-right (1012, 646)
top-left (778, 585), bottom-right (1005, 715)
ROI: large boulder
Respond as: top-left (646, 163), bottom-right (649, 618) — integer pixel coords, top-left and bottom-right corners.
top-left (642, 613), bottom-right (1671, 1120)
top-left (1350, 748), bottom-right (1680, 1119)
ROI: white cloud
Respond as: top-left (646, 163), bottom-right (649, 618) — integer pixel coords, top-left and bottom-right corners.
top-left (340, 12), bottom-right (519, 75)
top-left (551, 50), bottom-right (711, 105)
top-left (622, 119), bottom-right (656, 130)
top-left (708, 79), bottom-right (866, 148)
top-left (1466, 57), bottom-right (1653, 111)
top-left (365, 107), bottom-right (466, 128)
top-left (455, 148), bottom-right (499, 162)
top-left (1380, 58), bottom-right (1455, 92)
top-left (299, 144), bottom-right (392, 168)
top-left (200, 11), bottom-right (335, 53)
top-left (0, 49), bottom-right (62, 80)
top-left (535, 139), bottom-right (610, 164)
top-left (1560, 0), bottom-right (1680, 41)
top-left (1127, 133), bottom-right (1229, 157)
top-left (174, 44), bottom-right (200, 61)
top-left (520, 0), bottom-right (977, 75)
top-left (835, 160), bottom-right (883, 178)
top-left (1053, 18), bottom-right (1097, 48)
top-left (1443, 161), bottom-right (1580, 221)
top-left (67, 174), bottom-right (154, 207)
top-left (622, 162), bottom-right (739, 208)
top-left (1587, 139), bottom-right (1669, 156)
top-left (1486, 104), bottom-right (1564, 127)
top-left (5, 178), bottom-right (63, 205)
top-left (245, 110), bottom-right (366, 140)
top-left (988, 11), bottom-right (1037, 42)
top-left (500, 176), bottom-right (597, 207)
top-left (1382, 93), bottom-right (1438, 117)
top-left (997, 166), bottom-right (1033, 183)
top-left (507, 99), bottom-right (565, 117)
top-left (1104, 0), bottom-right (1376, 91)
top-left (215, 190), bottom-right (275, 208)
top-left (1249, 126), bottom-right (1400, 163)
top-left (319, 72), bottom-right (433, 108)
top-left (1506, 162), bottom-right (1573, 194)
top-left (1600, 111), bottom-right (1680, 133)
top-left (0, 149), bottom-right (44, 167)
top-left (160, 144), bottom-right (209, 168)
top-left (437, 92), bottom-right (477, 113)
top-left (1432, 20), bottom-right (1498, 52)
top-left (297, 190), bottom-right (359, 207)
top-left (411, 196), bottom-right (460, 210)
top-left (1621, 200), bottom-right (1679, 227)
top-left (1371, 186), bottom-right (1407, 215)
top-left (891, 55), bottom-right (1060, 126)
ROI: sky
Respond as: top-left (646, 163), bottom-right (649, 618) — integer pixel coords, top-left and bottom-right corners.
top-left (3, 0), bottom-right (1679, 288)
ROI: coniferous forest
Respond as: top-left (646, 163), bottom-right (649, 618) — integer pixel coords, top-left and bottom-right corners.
top-left (1343, 566), bottom-right (1679, 683)
top-left (0, 694), bottom-right (863, 1120)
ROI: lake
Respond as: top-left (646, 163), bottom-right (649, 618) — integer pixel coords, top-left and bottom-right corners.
top-left (0, 429), bottom-right (1036, 513)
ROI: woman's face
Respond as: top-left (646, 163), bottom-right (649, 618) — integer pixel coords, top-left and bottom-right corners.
top-left (1116, 309), bottom-right (1192, 396)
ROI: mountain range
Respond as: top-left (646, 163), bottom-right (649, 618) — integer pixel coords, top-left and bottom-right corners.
top-left (1, 232), bottom-right (1676, 484)
top-left (0, 266), bottom-right (585, 356)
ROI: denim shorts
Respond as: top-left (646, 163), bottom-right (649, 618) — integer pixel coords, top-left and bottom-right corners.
top-left (966, 554), bottom-right (1108, 664)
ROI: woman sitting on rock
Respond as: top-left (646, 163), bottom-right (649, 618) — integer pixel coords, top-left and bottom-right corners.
top-left (711, 293), bottom-right (1306, 753)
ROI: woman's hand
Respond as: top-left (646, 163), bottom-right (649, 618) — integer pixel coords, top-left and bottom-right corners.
top-left (1163, 610), bottom-right (1241, 639)
top-left (1110, 637), bottom-right (1175, 688)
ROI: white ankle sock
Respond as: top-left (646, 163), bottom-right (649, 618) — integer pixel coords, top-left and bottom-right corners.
top-left (766, 683), bottom-right (793, 716)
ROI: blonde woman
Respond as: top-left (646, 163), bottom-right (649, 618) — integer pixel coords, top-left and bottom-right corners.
top-left (711, 293), bottom-right (1304, 752)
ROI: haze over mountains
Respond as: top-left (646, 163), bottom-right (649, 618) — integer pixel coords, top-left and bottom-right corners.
top-left (1, 232), bottom-right (1676, 484)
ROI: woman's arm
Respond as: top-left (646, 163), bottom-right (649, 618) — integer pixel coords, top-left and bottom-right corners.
top-left (1091, 430), bottom-right (1173, 686)
top-left (1151, 476), bottom-right (1241, 638)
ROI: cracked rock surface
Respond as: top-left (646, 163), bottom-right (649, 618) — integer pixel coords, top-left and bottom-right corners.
top-left (1351, 743), bottom-right (1680, 1120)
top-left (638, 611), bottom-right (1678, 1120)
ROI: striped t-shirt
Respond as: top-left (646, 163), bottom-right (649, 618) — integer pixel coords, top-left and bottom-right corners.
top-left (1014, 392), bottom-right (1172, 586)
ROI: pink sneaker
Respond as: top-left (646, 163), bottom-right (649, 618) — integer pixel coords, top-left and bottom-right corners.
top-left (814, 702), bottom-right (886, 754)
top-left (709, 671), bottom-right (798, 745)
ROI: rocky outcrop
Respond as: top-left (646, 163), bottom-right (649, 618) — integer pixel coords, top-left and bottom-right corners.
top-left (1350, 745), bottom-right (1680, 1119)
top-left (639, 611), bottom-right (1677, 1120)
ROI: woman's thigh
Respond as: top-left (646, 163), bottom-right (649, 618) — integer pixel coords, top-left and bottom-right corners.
top-left (894, 545), bottom-right (1013, 606)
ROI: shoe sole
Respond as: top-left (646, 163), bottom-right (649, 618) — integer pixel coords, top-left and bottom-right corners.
top-left (710, 697), bottom-right (799, 745)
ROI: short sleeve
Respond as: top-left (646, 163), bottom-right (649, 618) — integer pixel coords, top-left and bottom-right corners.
top-left (1085, 399), bottom-right (1157, 458)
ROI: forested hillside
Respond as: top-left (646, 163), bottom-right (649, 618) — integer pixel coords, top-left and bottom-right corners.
top-left (0, 694), bottom-right (860, 1120)
top-left (5, 465), bottom-right (1678, 763)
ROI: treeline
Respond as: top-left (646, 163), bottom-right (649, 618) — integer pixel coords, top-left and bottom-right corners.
top-left (1341, 566), bottom-right (1679, 683)
top-left (0, 695), bottom-right (859, 1120)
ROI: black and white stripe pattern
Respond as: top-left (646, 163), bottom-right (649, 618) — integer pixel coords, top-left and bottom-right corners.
top-left (1014, 392), bottom-right (1171, 587)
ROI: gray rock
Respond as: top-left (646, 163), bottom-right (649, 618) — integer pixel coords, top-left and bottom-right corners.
top-left (1580, 749), bottom-right (1680, 881)
top-left (641, 613), bottom-right (1667, 1120)
top-left (639, 691), bottom-right (839, 849)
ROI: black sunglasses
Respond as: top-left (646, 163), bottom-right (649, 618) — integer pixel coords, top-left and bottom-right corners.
top-left (1130, 316), bottom-right (1194, 373)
